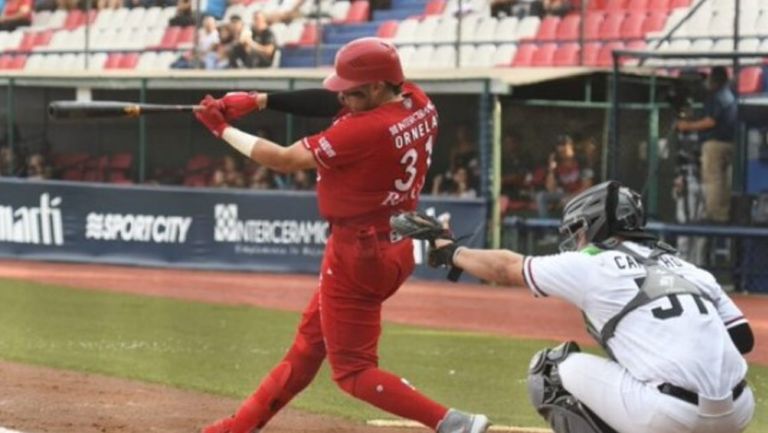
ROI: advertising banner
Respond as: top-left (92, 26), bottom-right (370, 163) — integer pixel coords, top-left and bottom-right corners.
top-left (0, 179), bottom-right (486, 280)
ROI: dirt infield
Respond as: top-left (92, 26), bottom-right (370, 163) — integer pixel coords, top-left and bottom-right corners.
top-left (0, 259), bottom-right (766, 433)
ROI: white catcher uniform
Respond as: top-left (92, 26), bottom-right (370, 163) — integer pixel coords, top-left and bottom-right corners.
top-left (522, 240), bottom-right (754, 433)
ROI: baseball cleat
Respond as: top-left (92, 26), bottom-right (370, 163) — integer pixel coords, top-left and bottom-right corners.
top-left (436, 409), bottom-right (491, 433)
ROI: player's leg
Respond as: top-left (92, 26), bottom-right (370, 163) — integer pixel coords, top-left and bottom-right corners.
top-left (202, 281), bottom-right (327, 433)
top-left (322, 239), bottom-right (486, 432)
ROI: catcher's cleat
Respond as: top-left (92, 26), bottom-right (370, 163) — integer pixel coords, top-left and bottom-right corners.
top-left (436, 409), bottom-right (491, 433)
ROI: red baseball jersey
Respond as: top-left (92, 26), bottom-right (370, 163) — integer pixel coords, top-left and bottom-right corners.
top-left (302, 82), bottom-right (438, 223)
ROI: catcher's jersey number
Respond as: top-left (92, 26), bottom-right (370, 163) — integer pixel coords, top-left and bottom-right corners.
top-left (652, 294), bottom-right (709, 320)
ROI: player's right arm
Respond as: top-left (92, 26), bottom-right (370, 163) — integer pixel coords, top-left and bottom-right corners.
top-left (692, 268), bottom-right (754, 354)
top-left (195, 96), bottom-right (316, 173)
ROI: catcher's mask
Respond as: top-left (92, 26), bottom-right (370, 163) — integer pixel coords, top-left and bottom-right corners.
top-left (558, 181), bottom-right (649, 252)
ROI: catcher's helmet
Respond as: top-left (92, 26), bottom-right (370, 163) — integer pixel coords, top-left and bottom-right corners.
top-left (323, 37), bottom-right (405, 92)
top-left (558, 181), bottom-right (648, 251)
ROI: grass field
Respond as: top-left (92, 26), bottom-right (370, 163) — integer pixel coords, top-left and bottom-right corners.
top-left (0, 278), bottom-right (765, 432)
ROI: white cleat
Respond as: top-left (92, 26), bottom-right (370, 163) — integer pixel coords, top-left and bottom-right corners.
top-left (436, 409), bottom-right (491, 433)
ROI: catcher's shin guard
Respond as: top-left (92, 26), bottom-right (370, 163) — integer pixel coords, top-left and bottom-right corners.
top-left (527, 342), bottom-right (617, 433)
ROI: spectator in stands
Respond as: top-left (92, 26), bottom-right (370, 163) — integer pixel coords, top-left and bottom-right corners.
top-left (431, 165), bottom-right (477, 198)
top-left (248, 165), bottom-right (274, 190)
top-left (206, 23), bottom-right (234, 69)
top-left (491, 0), bottom-right (516, 18)
top-left (501, 130), bottom-right (533, 201)
top-left (530, 0), bottom-right (571, 18)
top-left (0, 146), bottom-right (19, 177)
top-left (169, 0), bottom-right (195, 27)
top-left (0, 0), bottom-right (32, 31)
top-left (96, 0), bottom-right (122, 10)
top-left (230, 11), bottom-right (276, 68)
top-left (449, 124), bottom-right (479, 178)
top-left (534, 134), bottom-right (586, 218)
top-left (209, 168), bottom-right (227, 188)
top-left (221, 154), bottom-right (245, 187)
top-left (265, 0), bottom-right (307, 24)
top-left (577, 137), bottom-right (598, 188)
top-left (290, 169), bottom-right (313, 190)
top-left (25, 153), bottom-right (51, 180)
top-left (676, 66), bottom-right (737, 223)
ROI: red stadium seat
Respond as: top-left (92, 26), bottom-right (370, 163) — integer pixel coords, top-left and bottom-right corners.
top-left (118, 52), bottom-right (139, 69)
top-left (346, 0), bottom-right (370, 23)
top-left (531, 42), bottom-right (557, 66)
top-left (110, 153), bottom-right (133, 171)
top-left (597, 41), bottom-right (625, 66)
top-left (104, 53), bottom-right (123, 69)
top-left (63, 10), bottom-right (85, 30)
top-left (556, 14), bottom-right (581, 40)
top-left (33, 30), bottom-right (54, 49)
top-left (376, 20), bottom-right (398, 38)
top-left (582, 42), bottom-right (602, 65)
top-left (158, 27), bottom-right (181, 49)
top-left (642, 11), bottom-right (667, 33)
top-left (108, 172), bottom-right (133, 184)
top-left (605, 0), bottom-right (627, 11)
top-left (17, 32), bottom-right (36, 51)
top-left (670, 0), bottom-right (690, 8)
top-left (584, 12), bottom-right (605, 39)
top-left (626, 39), bottom-right (647, 50)
top-left (739, 67), bottom-right (764, 94)
top-left (183, 174), bottom-right (208, 187)
top-left (61, 168), bottom-right (84, 181)
top-left (186, 154), bottom-right (215, 173)
top-left (9, 55), bottom-right (26, 69)
top-left (512, 43), bottom-right (538, 66)
top-left (588, 0), bottom-right (607, 10)
top-left (620, 12), bottom-right (646, 39)
top-left (177, 26), bottom-right (195, 46)
top-left (553, 43), bottom-right (581, 66)
top-left (0, 54), bottom-right (14, 69)
top-left (627, 0), bottom-right (649, 10)
top-left (298, 23), bottom-right (318, 45)
top-left (599, 12), bottom-right (625, 40)
top-left (424, 0), bottom-right (445, 15)
top-left (534, 16), bottom-right (560, 41)
top-left (648, 0), bottom-right (670, 10)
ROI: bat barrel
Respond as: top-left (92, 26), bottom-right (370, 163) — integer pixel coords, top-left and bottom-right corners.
top-left (48, 101), bottom-right (199, 119)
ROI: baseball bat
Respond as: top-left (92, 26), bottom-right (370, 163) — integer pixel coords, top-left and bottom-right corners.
top-left (48, 101), bottom-right (201, 120)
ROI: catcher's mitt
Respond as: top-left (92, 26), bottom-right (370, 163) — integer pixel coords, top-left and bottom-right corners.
top-left (389, 211), bottom-right (453, 242)
top-left (390, 212), bottom-right (464, 282)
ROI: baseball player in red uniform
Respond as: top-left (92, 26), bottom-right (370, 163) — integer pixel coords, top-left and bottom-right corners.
top-left (194, 37), bottom-right (490, 433)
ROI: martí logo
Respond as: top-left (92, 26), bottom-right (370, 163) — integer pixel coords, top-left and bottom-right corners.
top-left (0, 193), bottom-right (64, 245)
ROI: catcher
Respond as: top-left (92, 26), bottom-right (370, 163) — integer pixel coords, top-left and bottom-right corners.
top-left (391, 180), bottom-right (755, 433)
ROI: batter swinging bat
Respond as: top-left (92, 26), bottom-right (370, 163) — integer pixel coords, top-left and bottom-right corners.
top-left (48, 101), bottom-right (201, 120)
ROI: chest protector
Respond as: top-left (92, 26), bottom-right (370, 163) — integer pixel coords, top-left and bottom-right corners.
top-left (584, 242), bottom-right (714, 360)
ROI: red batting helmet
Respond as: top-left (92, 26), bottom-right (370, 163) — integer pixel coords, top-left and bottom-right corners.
top-left (323, 37), bottom-right (405, 92)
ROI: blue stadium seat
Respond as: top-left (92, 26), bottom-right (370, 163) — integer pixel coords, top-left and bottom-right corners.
top-left (280, 46), bottom-right (339, 67)
top-left (323, 22), bottom-right (379, 45)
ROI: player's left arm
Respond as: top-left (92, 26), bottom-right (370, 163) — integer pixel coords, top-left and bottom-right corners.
top-left (447, 243), bottom-right (526, 287)
top-left (195, 96), bottom-right (316, 173)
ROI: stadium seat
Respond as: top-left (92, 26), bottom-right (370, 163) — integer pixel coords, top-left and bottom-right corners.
top-left (432, 17), bottom-right (458, 44)
top-left (627, 0), bottom-right (649, 11)
top-left (109, 153), bottom-right (133, 176)
top-left (104, 53), bottom-right (123, 69)
top-left (118, 52), bottom-right (139, 69)
top-left (458, 14), bottom-right (480, 41)
top-left (709, 11), bottom-right (735, 38)
top-left (393, 18), bottom-right (418, 44)
top-left (17, 32), bottom-right (36, 52)
top-left (58, 53), bottom-right (77, 70)
top-left (205, 0), bottom-right (228, 19)
top-left (739, 66), bottom-right (764, 94)
top-left (605, 0), bottom-right (627, 11)
top-left (345, 0), bottom-right (370, 23)
top-left (431, 44), bottom-right (456, 67)
top-left (376, 20), bottom-right (399, 39)
top-left (711, 38), bottom-right (732, 52)
top-left (458, 44), bottom-right (476, 67)
top-left (158, 26), bottom-right (181, 49)
top-left (143, 6), bottom-right (163, 29)
top-left (412, 16), bottom-right (439, 44)
top-left (137, 51), bottom-right (159, 70)
top-left (30, 10), bottom-right (52, 29)
top-left (424, 0), bottom-right (446, 15)
top-left (143, 27), bottom-right (165, 48)
top-left (471, 16), bottom-right (497, 43)
top-left (512, 43), bottom-right (537, 66)
top-left (648, 0), bottom-right (670, 10)
top-left (125, 7), bottom-right (146, 29)
top-left (670, 0), bottom-right (691, 8)
top-left (396, 45), bottom-right (416, 68)
top-left (553, 42), bottom-right (580, 66)
top-left (531, 42), bottom-right (557, 66)
top-left (685, 7), bottom-right (713, 38)
top-left (9, 54), bottom-right (26, 69)
top-left (756, 13), bottom-right (768, 37)
top-left (599, 12), bottom-right (625, 40)
top-left (297, 23), bottom-right (318, 45)
top-left (596, 41), bottom-right (625, 66)
top-left (584, 11), bottom-right (605, 39)
top-left (88, 52), bottom-right (108, 70)
top-left (588, 0), bottom-right (607, 10)
top-left (32, 30), bottom-right (53, 50)
top-left (620, 12), bottom-right (646, 39)
top-left (642, 11), bottom-right (667, 33)
top-left (409, 45), bottom-right (435, 69)
top-left (515, 16), bottom-right (541, 40)
top-left (329, 1), bottom-right (351, 22)
top-left (24, 53), bottom-right (44, 70)
top-left (556, 14), bottom-right (580, 40)
top-left (533, 16), bottom-right (560, 41)
top-left (0, 54), bottom-right (14, 69)
top-left (492, 43), bottom-right (516, 66)
top-left (470, 43), bottom-right (496, 67)
top-left (270, 22), bottom-right (288, 46)
top-left (494, 16), bottom-right (517, 43)
top-left (582, 42), bottom-right (602, 65)
top-left (177, 26), bottom-right (195, 49)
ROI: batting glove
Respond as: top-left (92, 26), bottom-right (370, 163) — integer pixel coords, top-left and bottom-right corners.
top-left (195, 95), bottom-right (230, 138)
top-left (218, 91), bottom-right (260, 120)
